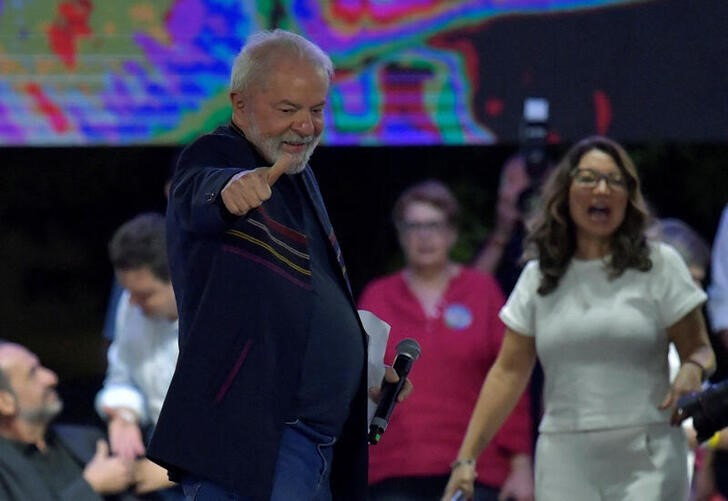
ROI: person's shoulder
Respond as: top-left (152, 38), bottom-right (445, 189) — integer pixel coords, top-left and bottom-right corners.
top-left (460, 266), bottom-right (501, 290)
top-left (648, 240), bottom-right (681, 266)
top-left (362, 271), bottom-right (402, 292)
top-left (512, 259), bottom-right (541, 289)
top-left (0, 434), bottom-right (17, 452)
top-left (644, 241), bottom-right (696, 282)
top-left (180, 124), bottom-right (253, 160)
top-left (187, 125), bottom-right (243, 147)
top-left (520, 258), bottom-right (540, 275)
top-left (359, 271), bottom-right (405, 305)
top-left (114, 290), bottom-right (146, 338)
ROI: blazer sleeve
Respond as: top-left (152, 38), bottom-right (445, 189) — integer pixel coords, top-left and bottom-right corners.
top-left (169, 135), bottom-right (252, 235)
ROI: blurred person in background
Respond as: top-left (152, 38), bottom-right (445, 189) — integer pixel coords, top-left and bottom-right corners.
top-left (95, 213), bottom-right (181, 499)
top-left (647, 217), bottom-right (726, 501)
top-left (360, 179), bottom-right (534, 501)
top-left (474, 154), bottom-right (545, 294)
top-left (472, 153), bottom-right (553, 450)
top-left (0, 340), bottom-right (136, 500)
top-left (706, 204), bottom-right (728, 501)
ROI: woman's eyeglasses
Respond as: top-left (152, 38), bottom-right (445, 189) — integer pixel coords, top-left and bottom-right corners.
top-left (397, 220), bottom-right (450, 234)
top-left (571, 168), bottom-right (628, 191)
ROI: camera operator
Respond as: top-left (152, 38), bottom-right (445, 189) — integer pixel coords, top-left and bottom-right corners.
top-left (473, 98), bottom-right (552, 295)
top-left (676, 379), bottom-right (728, 501)
top-left (677, 380), bottom-right (728, 446)
top-left (472, 98), bottom-right (554, 453)
top-left (704, 203), bottom-right (728, 500)
top-left (647, 216), bottom-right (728, 501)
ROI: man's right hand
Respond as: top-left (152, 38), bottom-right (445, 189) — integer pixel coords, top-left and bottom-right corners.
top-left (221, 153), bottom-right (296, 216)
top-left (83, 440), bottom-right (135, 494)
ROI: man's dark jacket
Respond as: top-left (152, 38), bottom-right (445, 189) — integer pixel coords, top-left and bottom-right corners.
top-left (147, 124), bottom-right (369, 500)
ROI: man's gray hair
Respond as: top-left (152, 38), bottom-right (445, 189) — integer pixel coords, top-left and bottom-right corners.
top-left (230, 29), bottom-right (334, 95)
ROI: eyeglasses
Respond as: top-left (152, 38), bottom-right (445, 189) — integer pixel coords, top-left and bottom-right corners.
top-left (571, 168), bottom-right (628, 191)
top-left (397, 220), bottom-right (451, 234)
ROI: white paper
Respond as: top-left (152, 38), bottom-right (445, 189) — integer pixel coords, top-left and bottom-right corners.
top-left (358, 309), bottom-right (391, 425)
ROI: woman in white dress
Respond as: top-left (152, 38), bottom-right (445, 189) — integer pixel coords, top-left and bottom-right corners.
top-left (443, 136), bottom-right (716, 501)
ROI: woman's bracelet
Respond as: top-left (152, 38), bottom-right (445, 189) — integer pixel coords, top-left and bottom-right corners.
top-left (450, 458), bottom-right (476, 470)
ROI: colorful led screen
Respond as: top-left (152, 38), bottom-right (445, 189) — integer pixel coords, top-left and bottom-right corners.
top-left (1, 0), bottom-right (726, 146)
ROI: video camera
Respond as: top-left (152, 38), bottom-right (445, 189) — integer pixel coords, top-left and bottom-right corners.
top-left (676, 379), bottom-right (728, 443)
top-left (519, 97), bottom-right (550, 178)
top-left (517, 97), bottom-right (550, 213)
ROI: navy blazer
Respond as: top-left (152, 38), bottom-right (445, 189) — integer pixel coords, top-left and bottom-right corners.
top-left (147, 124), bottom-right (368, 500)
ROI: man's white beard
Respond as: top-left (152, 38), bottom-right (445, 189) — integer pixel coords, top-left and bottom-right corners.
top-left (247, 122), bottom-right (319, 174)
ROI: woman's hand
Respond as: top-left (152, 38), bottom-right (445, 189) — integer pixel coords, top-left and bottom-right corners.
top-left (442, 460), bottom-right (477, 501)
top-left (659, 361), bottom-right (703, 425)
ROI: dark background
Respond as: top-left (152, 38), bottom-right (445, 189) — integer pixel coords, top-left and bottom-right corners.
top-left (1, 142), bottom-right (727, 423)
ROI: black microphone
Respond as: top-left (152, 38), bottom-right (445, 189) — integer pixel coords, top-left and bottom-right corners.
top-left (368, 338), bottom-right (421, 445)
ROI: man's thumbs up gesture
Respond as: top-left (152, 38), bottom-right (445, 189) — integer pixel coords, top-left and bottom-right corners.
top-left (221, 153), bottom-right (297, 216)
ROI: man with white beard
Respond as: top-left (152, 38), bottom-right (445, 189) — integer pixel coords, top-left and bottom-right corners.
top-left (147, 29), bottom-right (410, 501)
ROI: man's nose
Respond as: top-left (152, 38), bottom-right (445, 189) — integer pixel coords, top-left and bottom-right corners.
top-left (292, 113), bottom-right (313, 135)
top-left (42, 367), bottom-right (58, 386)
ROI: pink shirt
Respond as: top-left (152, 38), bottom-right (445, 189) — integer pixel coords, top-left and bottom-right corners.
top-left (360, 267), bottom-right (533, 487)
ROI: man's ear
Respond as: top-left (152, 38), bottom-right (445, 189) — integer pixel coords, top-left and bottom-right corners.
top-left (0, 389), bottom-right (17, 416)
top-left (230, 92), bottom-right (245, 111)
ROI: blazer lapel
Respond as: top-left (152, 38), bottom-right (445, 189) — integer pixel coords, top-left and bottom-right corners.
top-left (300, 167), bottom-right (354, 299)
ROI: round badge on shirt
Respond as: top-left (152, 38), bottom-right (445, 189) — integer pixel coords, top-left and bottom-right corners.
top-left (443, 303), bottom-right (473, 330)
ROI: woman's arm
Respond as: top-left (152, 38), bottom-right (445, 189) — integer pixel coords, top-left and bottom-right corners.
top-left (661, 306), bottom-right (716, 420)
top-left (442, 328), bottom-right (537, 501)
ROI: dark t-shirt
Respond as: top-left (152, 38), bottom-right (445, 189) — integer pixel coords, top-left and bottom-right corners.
top-left (277, 174), bottom-right (364, 437)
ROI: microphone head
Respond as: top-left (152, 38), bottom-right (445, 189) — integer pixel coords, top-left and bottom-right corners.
top-left (396, 338), bottom-right (421, 360)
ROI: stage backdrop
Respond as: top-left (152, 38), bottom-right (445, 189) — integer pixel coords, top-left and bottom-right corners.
top-left (1, 0), bottom-right (726, 146)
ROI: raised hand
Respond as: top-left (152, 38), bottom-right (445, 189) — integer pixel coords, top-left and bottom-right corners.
top-left (221, 153), bottom-right (296, 216)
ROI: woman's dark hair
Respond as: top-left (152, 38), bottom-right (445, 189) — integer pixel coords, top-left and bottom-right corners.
top-left (524, 136), bottom-right (653, 295)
